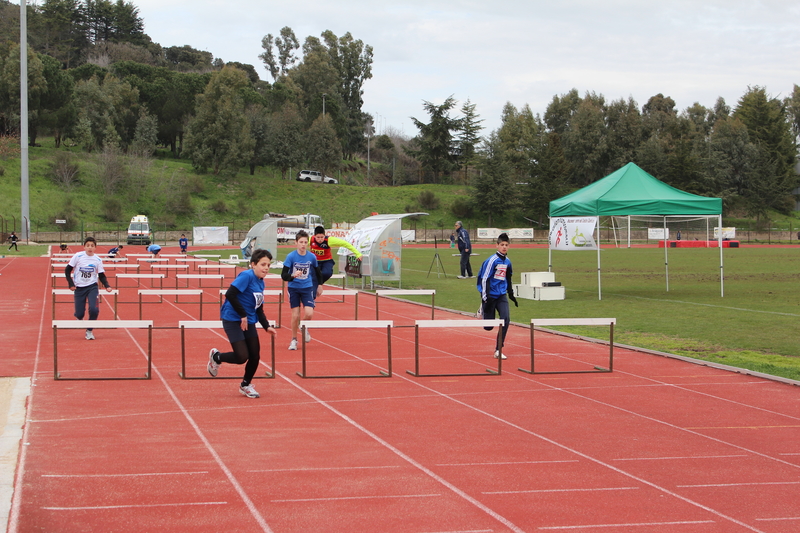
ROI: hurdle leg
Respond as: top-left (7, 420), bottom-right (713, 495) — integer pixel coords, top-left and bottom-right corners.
top-left (375, 294), bottom-right (380, 320)
top-left (179, 325), bottom-right (187, 378)
top-left (53, 326), bottom-right (59, 380)
top-left (146, 325), bottom-right (152, 379)
top-left (296, 325), bottom-right (308, 378)
top-left (295, 322), bottom-right (392, 379)
top-left (264, 334), bottom-right (275, 378)
top-left (519, 325), bottom-right (536, 374)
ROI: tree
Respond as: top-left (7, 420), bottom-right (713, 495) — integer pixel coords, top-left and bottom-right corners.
top-left (36, 53), bottom-right (76, 147)
top-left (472, 132), bottom-right (517, 225)
top-left (785, 84), bottom-right (800, 144)
top-left (458, 98), bottom-right (483, 175)
top-left (562, 93), bottom-right (608, 186)
top-left (259, 26), bottom-right (299, 81)
top-left (266, 102), bottom-right (305, 179)
top-left (246, 104), bottom-right (270, 175)
top-left (306, 114), bottom-right (340, 178)
top-left (523, 131), bottom-right (571, 225)
top-left (38, 0), bottom-right (87, 68)
top-left (0, 45), bottom-right (47, 141)
top-left (184, 66), bottom-right (254, 175)
top-left (406, 96), bottom-right (462, 182)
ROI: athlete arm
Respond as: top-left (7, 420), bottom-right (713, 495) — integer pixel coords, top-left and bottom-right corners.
top-left (224, 285), bottom-right (248, 318)
top-left (255, 305), bottom-right (273, 332)
top-left (328, 237), bottom-right (362, 259)
top-left (280, 265), bottom-right (294, 282)
top-left (64, 264), bottom-right (75, 289)
top-left (98, 272), bottom-right (112, 291)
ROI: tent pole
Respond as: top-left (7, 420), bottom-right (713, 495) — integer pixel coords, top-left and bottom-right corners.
top-left (596, 217), bottom-right (602, 300)
top-left (548, 247), bottom-right (552, 273)
top-left (627, 215), bottom-right (631, 248)
top-left (664, 216), bottom-right (669, 292)
top-left (719, 214), bottom-right (724, 297)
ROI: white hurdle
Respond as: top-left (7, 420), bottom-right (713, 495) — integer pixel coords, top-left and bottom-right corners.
top-left (115, 273), bottom-right (165, 290)
top-left (219, 289), bottom-right (284, 327)
top-left (408, 319), bottom-right (505, 377)
top-left (177, 320), bottom-right (276, 379)
top-left (138, 289), bottom-right (207, 319)
top-left (176, 273), bottom-right (225, 289)
top-left (316, 288), bottom-right (360, 318)
top-left (297, 320), bottom-right (393, 379)
top-left (52, 289), bottom-right (119, 320)
top-left (52, 320), bottom-right (153, 380)
top-left (521, 318), bottom-right (616, 375)
top-left (375, 289), bottom-right (436, 320)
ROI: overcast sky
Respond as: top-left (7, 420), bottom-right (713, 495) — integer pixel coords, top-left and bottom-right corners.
top-left (132, 0), bottom-right (799, 137)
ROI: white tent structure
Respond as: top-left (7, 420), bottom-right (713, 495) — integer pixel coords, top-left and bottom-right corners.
top-left (240, 219), bottom-right (278, 260)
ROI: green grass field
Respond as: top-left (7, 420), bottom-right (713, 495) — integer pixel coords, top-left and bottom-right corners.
top-left (283, 245), bottom-right (799, 380)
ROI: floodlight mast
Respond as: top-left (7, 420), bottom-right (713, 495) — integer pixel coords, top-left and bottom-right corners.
top-left (20, 0), bottom-right (30, 241)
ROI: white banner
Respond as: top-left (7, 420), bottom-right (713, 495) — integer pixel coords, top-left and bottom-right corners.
top-left (193, 226), bottom-right (229, 245)
top-left (648, 227), bottom-right (669, 240)
top-left (714, 227), bottom-right (736, 239)
top-left (549, 217), bottom-right (598, 251)
top-left (477, 228), bottom-right (534, 239)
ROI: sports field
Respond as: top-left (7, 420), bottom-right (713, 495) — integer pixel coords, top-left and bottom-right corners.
top-left (1, 245), bottom-right (799, 532)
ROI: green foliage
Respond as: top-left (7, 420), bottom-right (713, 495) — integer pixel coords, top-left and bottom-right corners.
top-left (417, 190), bottom-right (439, 210)
top-left (306, 114), bottom-right (340, 176)
top-left (49, 150), bottom-right (80, 190)
top-left (101, 197), bottom-right (123, 222)
top-left (406, 95), bottom-right (462, 182)
top-left (210, 199), bottom-right (227, 213)
top-left (450, 197), bottom-right (473, 218)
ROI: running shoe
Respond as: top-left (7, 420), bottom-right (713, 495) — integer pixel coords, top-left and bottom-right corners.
top-left (288, 339), bottom-right (298, 351)
top-left (85, 330), bottom-right (95, 340)
top-left (239, 384), bottom-right (260, 398)
top-left (494, 350), bottom-right (507, 360)
top-left (304, 329), bottom-right (312, 343)
top-left (207, 348), bottom-right (220, 377)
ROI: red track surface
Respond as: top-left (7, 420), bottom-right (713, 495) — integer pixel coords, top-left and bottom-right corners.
top-left (2, 248), bottom-right (800, 532)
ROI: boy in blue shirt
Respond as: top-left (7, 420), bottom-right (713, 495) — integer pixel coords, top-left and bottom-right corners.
top-left (207, 248), bottom-right (277, 398)
top-left (281, 230), bottom-right (324, 351)
top-left (476, 233), bottom-right (518, 359)
top-left (179, 234), bottom-right (188, 254)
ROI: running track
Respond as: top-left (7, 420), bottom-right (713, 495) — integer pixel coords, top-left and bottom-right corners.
top-left (1, 249), bottom-right (799, 532)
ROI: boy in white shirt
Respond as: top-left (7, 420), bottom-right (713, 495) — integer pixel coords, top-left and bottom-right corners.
top-left (64, 236), bottom-right (113, 340)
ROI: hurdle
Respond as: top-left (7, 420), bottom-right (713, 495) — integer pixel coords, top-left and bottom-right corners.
top-left (150, 264), bottom-right (189, 278)
top-left (519, 318), bottom-right (616, 375)
top-left (296, 320), bottom-right (393, 379)
top-left (138, 289), bottom-right (207, 319)
top-left (194, 254), bottom-right (221, 259)
top-left (177, 320), bottom-right (276, 379)
top-left (176, 274), bottom-right (225, 288)
top-left (317, 289), bottom-right (360, 317)
top-left (375, 289), bottom-right (436, 320)
top-left (198, 264), bottom-right (238, 275)
top-left (52, 320), bottom-right (153, 380)
top-left (407, 319), bottom-right (505, 377)
top-left (218, 289), bottom-right (283, 327)
top-left (115, 273), bottom-right (165, 290)
top-left (51, 273), bottom-right (68, 288)
top-left (52, 289), bottom-right (119, 320)
top-left (137, 257), bottom-right (169, 263)
top-left (101, 263), bottom-right (141, 272)
top-left (328, 273), bottom-right (346, 288)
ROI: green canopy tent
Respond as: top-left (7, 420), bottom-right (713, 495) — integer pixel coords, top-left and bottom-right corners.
top-left (549, 162), bottom-right (724, 299)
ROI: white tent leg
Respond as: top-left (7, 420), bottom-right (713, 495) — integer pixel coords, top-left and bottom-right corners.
top-left (664, 216), bottom-right (669, 292)
top-left (597, 219), bottom-right (602, 300)
top-left (719, 214), bottom-right (724, 297)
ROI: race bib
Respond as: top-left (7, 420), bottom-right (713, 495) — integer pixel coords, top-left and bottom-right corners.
top-left (494, 264), bottom-right (507, 281)
top-left (292, 263), bottom-right (310, 280)
top-left (254, 292), bottom-right (264, 309)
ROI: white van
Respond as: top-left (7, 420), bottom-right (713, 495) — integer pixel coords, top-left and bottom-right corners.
top-left (127, 215), bottom-right (152, 245)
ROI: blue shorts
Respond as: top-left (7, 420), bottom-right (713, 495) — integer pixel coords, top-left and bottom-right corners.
top-left (222, 320), bottom-right (258, 344)
top-left (288, 287), bottom-right (316, 309)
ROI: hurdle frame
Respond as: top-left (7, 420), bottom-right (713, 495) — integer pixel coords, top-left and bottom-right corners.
top-left (52, 289), bottom-right (118, 320)
top-left (53, 320), bottom-right (153, 380)
top-left (178, 320), bottom-right (276, 379)
top-left (176, 273), bottom-right (225, 289)
top-left (138, 289), bottom-right (207, 319)
top-left (296, 321), bottom-right (393, 379)
top-left (114, 273), bottom-right (165, 290)
top-left (407, 319), bottom-right (505, 377)
top-left (519, 318), bottom-right (616, 375)
top-left (316, 289), bottom-right (360, 318)
top-left (375, 289), bottom-right (436, 320)
top-left (218, 289), bottom-right (284, 328)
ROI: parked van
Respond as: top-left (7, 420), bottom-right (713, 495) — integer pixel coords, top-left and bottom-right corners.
top-left (127, 215), bottom-right (152, 245)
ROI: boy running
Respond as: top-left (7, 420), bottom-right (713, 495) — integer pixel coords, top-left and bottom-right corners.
top-left (207, 248), bottom-right (277, 398)
top-left (281, 230), bottom-right (324, 351)
top-left (64, 236), bottom-right (113, 340)
top-left (476, 233), bottom-right (518, 359)
top-left (309, 225), bottom-right (362, 291)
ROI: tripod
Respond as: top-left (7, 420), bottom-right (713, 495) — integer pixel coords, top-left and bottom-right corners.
top-left (427, 237), bottom-right (447, 278)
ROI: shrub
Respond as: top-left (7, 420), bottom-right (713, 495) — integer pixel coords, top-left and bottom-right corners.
top-left (451, 198), bottom-right (474, 218)
top-left (102, 198), bottom-right (123, 222)
top-left (211, 199), bottom-right (228, 213)
top-left (49, 152), bottom-right (80, 190)
top-left (418, 190), bottom-right (439, 210)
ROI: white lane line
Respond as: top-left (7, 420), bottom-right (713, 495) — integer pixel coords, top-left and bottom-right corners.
top-left (7, 263), bottom-right (50, 533)
top-left (280, 375), bottom-right (528, 533)
top-left (437, 460), bottom-right (579, 467)
top-left (537, 520), bottom-right (715, 530)
top-left (272, 493), bottom-right (440, 503)
top-left (483, 487), bottom-right (639, 495)
top-left (42, 501), bottom-right (226, 511)
top-left (755, 516), bottom-right (800, 521)
top-left (679, 481), bottom-right (800, 488)
top-left (249, 465), bottom-right (402, 473)
top-left (42, 471), bottom-right (209, 478)
top-left (612, 455), bottom-right (748, 461)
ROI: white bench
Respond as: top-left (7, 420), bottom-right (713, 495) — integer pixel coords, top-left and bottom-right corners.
top-left (52, 320), bottom-right (153, 380)
top-left (296, 320), bottom-right (394, 379)
top-left (521, 318), bottom-right (616, 375)
top-left (408, 319), bottom-right (505, 378)
top-left (375, 289), bottom-right (436, 320)
top-left (177, 320), bottom-right (276, 379)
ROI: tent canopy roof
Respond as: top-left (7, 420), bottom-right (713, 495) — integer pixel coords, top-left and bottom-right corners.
top-left (549, 163), bottom-right (722, 217)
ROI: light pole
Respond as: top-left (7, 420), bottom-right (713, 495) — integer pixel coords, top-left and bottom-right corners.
top-left (366, 116), bottom-right (372, 186)
top-left (322, 93), bottom-right (326, 117)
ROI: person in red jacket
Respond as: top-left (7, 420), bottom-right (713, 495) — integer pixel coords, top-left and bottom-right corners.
top-left (309, 226), bottom-right (362, 292)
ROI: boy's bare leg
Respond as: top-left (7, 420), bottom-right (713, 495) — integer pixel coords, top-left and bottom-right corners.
top-left (291, 306), bottom-right (302, 339)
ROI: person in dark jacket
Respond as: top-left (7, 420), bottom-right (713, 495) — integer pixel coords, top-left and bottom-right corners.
top-left (476, 233), bottom-right (518, 359)
top-left (454, 221), bottom-right (473, 278)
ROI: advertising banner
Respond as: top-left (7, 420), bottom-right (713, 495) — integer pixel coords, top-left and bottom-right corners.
top-left (193, 226), bottom-right (229, 245)
top-left (548, 217), bottom-right (598, 251)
